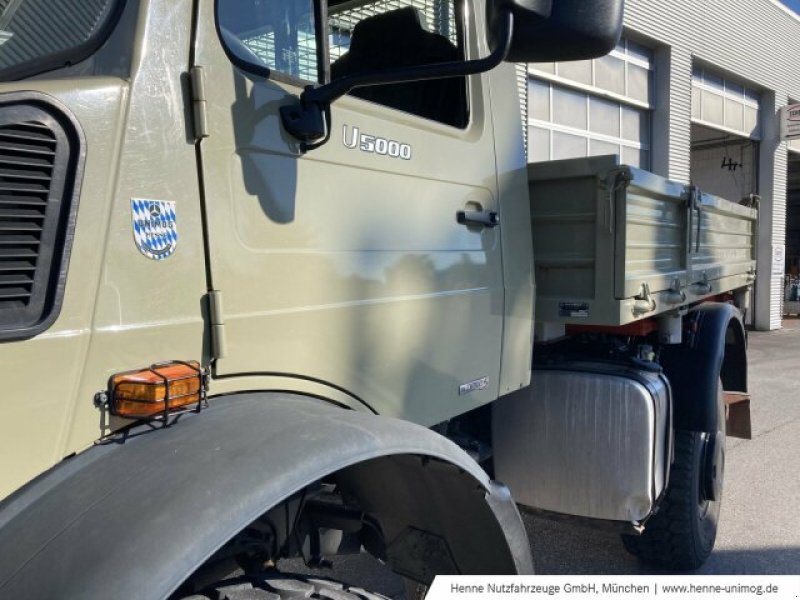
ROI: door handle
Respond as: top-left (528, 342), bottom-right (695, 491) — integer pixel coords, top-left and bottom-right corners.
top-left (457, 210), bottom-right (499, 228)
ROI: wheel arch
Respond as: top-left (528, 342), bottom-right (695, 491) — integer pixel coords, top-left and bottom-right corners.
top-left (0, 392), bottom-right (531, 599)
top-left (660, 302), bottom-right (747, 432)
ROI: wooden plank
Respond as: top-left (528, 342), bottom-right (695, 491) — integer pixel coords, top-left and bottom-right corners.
top-left (724, 391), bottom-right (752, 440)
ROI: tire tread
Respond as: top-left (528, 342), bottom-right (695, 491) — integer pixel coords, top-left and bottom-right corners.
top-left (622, 430), bottom-right (716, 571)
top-left (183, 573), bottom-right (390, 600)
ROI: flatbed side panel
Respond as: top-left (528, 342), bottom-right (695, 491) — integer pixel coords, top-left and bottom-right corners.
top-left (618, 170), bottom-right (689, 299)
top-left (690, 190), bottom-right (758, 285)
top-left (529, 155), bottom-right (758, 327)
top-left (530, 173), bottom-right (598, 301)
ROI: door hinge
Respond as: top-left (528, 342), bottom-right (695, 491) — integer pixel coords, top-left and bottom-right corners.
top-left (208, 290), bottom-right (227, 359)
top-left (190, 65), bottom-right (209, 140)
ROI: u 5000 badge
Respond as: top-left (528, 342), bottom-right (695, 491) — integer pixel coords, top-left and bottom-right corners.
top-left (342, 125), bottom-right (412, 160)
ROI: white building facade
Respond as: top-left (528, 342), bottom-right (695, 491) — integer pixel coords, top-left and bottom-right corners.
top-left (524, 0), bottom-right (800, 330)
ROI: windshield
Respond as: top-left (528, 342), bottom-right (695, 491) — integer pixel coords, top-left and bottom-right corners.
top-left (0, 0), bottom-right (124, 81)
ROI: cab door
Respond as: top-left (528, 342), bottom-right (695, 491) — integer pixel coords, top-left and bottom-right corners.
top-left (194, 0), bottom-right (503, 425)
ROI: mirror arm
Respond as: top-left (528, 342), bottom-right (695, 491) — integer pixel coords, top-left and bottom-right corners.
top-left (305, 9), bottom-right (513, 106)
top-left (280, 9), bottom-right (514, 152)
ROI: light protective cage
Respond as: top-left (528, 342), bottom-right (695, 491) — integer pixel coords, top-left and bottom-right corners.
top-left (108, 360), bottom-right (209, 423)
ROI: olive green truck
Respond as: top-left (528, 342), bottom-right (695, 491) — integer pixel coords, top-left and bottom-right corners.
top-left (0, 0), bottom-right (757, 598)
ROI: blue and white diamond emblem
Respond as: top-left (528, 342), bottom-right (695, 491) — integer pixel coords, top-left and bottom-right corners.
top-left (131, 199), bottom-right (178, 260)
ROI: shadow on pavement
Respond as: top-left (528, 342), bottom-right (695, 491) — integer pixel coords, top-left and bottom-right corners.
top-left (527, 515), bottom-right (800, 575)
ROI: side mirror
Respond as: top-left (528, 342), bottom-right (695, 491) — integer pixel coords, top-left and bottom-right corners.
top-left (488, 0), bottom-right (625, 62)
top-left (281, 0), bottom-right (623, 151)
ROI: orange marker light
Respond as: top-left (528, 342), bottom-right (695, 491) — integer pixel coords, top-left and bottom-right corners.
top-left (109, 361), bottom-right (207, 420)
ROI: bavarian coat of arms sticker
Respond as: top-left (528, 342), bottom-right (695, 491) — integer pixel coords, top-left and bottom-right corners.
top-left (131, 199), bottom-right (178, 260)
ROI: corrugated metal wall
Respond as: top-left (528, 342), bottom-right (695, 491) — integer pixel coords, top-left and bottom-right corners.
top-left (623, 3), bottom-right (688, 184)
top-left (515, 62), bottom-right (528, 156)
top-left (612, 0), bottom-right (799, 329)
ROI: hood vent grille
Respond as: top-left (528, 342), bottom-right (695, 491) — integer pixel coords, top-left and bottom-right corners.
top-left (0, 96), bottom-right (84, 341)
top-left (0, 121), bottom-right (56, 308)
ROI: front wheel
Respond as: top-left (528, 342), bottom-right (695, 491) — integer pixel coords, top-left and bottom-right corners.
top-left (179, 573), bottom-right (389, 600)
top-left (622, 388), bottom-right (725, 570)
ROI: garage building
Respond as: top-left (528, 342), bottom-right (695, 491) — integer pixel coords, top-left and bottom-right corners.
top-left (523, 0), bottom-right (800, 330)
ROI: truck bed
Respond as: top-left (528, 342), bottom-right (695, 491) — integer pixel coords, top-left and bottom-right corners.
top-left (529, 155), bottom-right (757, 327)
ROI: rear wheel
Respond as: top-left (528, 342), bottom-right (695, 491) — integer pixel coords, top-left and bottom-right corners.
top-left (622, 386), bottom-right (725, 570)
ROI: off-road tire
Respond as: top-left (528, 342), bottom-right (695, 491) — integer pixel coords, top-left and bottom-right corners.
top-left (621, 431), bottom-right (719, 570)
top-left (403, 580), bottom-right (429, 600)
top-left (180, 574), bottom-right (390, 600)
top-left (622, 389), bottom-right (725, 571)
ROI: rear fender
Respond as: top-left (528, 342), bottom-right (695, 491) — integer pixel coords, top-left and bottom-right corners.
top-left (0, 393), bottom-right (532, 599)
top-left (660, 302), bottom-right (747, 432)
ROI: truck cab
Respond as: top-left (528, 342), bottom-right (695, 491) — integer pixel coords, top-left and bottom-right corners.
top-left (0, 1), bottom-right (751, 598)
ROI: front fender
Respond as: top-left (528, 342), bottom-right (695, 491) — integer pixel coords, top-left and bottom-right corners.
top-left (0, 393), bottom-right (532, 599)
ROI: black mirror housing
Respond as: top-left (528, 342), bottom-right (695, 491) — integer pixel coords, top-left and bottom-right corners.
top-left (488, 0), bottom-right (624, 63)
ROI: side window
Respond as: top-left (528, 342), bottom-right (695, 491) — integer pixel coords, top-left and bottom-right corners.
top-left (328, 0), bottom-right (468, 128)
top-left (217, 0), bottom-right (468, 128)
top-left (217, 0), bottom-right (320, 82)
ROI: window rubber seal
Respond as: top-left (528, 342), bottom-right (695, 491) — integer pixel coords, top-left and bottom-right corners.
top-left (0, 0), bottom-right (129, 82)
